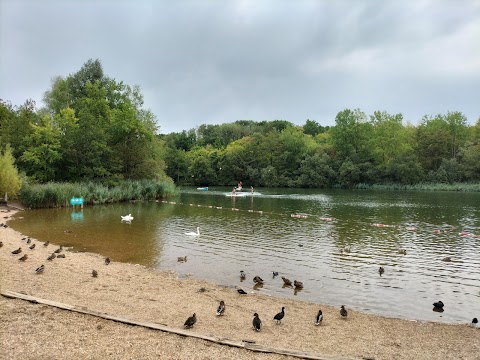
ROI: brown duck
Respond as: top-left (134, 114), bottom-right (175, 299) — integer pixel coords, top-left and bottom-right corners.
top-left (11, 247), bottom-right (22, 255)
top-left (281, 276), bottom-right (292, 286)
top-left (184, 313), bottom-right (197, 328)
top-left (29, 243), bottom-right (36, 250)
top-left (19, 254), bottom-right (28, 261)
top-left (47, 253), bottom-right (56, 261)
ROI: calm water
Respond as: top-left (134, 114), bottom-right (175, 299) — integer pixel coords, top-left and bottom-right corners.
top-left (9, 188), bottom-right (480, 323)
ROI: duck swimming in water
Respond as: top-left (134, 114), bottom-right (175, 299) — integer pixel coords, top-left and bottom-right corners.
top-left (177, 256), bottom-right (187, 262)
top-left (379, 266), bottom-right (385, 276)
top-left (253, 276), bottom-right (264, 284)
top-left (185, 227), bottom-right (200, 236)
top-left (294, 280), bottom-right (303, 288)
top-left (274, 307), bottom-right (285, 324)
top-left (184, 313), bottom-right (197, 328)
top-left (315, 310), bottom-right (323, 326)
top-left (240, 270), bottom-right (246, 280)
top-left (216, 301), bottom-right (226, 316)
top-left (433, 301), bottom-right (444, 312)
top-left (281, 276), bottom-right (292, 286)
top-left (252, 313), bottom-right (261, 331)
top-left (272, 271), bottom-right (279, 277)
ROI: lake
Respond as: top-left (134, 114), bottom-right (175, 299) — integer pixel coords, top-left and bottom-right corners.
top-left (9, 187), bottom-right (480, 324)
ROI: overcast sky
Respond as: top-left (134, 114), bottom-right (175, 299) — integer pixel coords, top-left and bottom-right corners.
top-left (1, 0), bottom-right (479, 134)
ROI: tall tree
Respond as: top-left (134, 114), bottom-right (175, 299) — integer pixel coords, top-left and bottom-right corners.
top-left (0, 144), bottom-right (22, 199)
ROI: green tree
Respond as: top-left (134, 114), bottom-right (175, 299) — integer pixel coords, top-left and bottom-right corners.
top-left (0, 144), bottom-right (22, 199)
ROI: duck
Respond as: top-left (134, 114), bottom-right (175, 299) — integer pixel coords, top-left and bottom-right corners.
top-left (398, 249), bottom-right (407, 255)
top-left (92, 270), bottom-right (98, 278)
top-left (216, 300), bottom-right (226, 316)
top-left (11, 247), bottom-right (22, 255)
top-left (185, 227), bottom-right (200, 236)
top-left (47, 253), bottom-right (56, 261)
top-left (471, 318), bottom-right (478, 327)
top-left (252, 313), bottom-right (261, 331)
top-left (315, 310), bottom-right (323, 326)
top-left (54, 246), bottom-right (63, 254)
top-left (57, 254), bottom-right (65, 258)
top-left (442, 257), bottom-right (452, 262)
top-left (272, 271), bottom-right (279, 277)
top-left (29, 243), bottom-right (36, 250)
top-left (184, 313), bottom-right (197, 328)
top-left (35, 264), bottom-right (45, 274)
top-left (294, 280), bottom-right (304, 288)
top-left (240, 270), bottom-right (246, 280)
top-left (379, 266), bottom-right (385, 276)
top-left (274, 307), bottom-right (285, 324)
top-left (177, 256), bottom-right (187, 262)
top-left (433, 301), bottom-right (444, 311)
top-left (237, 288), bottom-right (247, 295)
top-left (253, 276), bottom-right (264, 284)
top-left (281, 276), bottom-right (292, 286)
top-left (121, 214), bottom-right (134, 222)
top-left (0, 241), bottom-right (3, 247)
top-left (105, 257), bottom-right (111, 265)
top-left (26, 238), bottom-right (31, 244)
top-left (43, 241), bottom-right (49, 247)
top-left (340, 305), bottom-right (348, 318)
top-left (19, 254), bottom-right (28, 261)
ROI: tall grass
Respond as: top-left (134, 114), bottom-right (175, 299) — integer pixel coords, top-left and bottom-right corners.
top-left (20, 180), bottom-right (178, 209)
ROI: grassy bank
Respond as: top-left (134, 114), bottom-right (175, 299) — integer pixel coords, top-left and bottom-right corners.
top-left (355, 182), bottom-right (480, 192)
top-left (19, 179), bottom-right (178, 209)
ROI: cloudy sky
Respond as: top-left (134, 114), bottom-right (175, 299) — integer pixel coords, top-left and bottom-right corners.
top-left (1, 0), bottom-right (479, 134)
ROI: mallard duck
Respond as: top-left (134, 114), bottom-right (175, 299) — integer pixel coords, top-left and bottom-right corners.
top-left (26, 238), bottom-right (31, 244)
top-left (240, 270), bottom-right (246, 280)
top-left (471, 318), bottom-right (478, 327)
top-left (57, 254), bottom-right (65, 258)
top-left (92, 270), bottom-right (98, 278)
top-left (29, 243), bottom-right (36, 250)
top-left (177, 256), bottom-right (187, 262)
top-left (54, 246), bottom-right (63, 254)
top-left (281, 276), bottom-right (292, 286)
top-left (11, 247), bottom-right (22, 255)
top-left (237, 288), bottom-right (247, 295)
top-left (105, 257), bottom-right (110, 265)
top-left (294, 280), bottom-right (303, 288)
top-left (19, 254), bottom-right (28, 261)
top-left (274, 307), bottom-right (285, 324)
top-left (252, 313), bottom-right (261, 331)
top-left (184, 313), bottom-right (197, 328)
top-left (433, 301), bottom-right (444, 310)
top-left (35, 264), bottom-right (45, 274)
top-left (44, 241), bottom-right (49, 247)
top-left (340, 305), bottom-right (348, 318)
top-left (253, 276), bottom-right (264, 284)
top-left (216, 300), bottom-right (226, 316)
top-left (379, 266), bottom-right (385, 276)
top-left (272, 271), bottom-right (279, 277)
top-left (47, 253), bottom-right (56, 261)
top-left (315, 310), bottom-right (323, 326)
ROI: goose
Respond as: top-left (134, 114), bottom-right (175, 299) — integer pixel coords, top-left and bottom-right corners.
top-left (19, 254), bottom-right (28, 261)
top-left (253, 276), bottom-right (264, 284)
top-left (185, 227), bottom-right (200, 236)
top-left (105, 257), bottom-right (111, 265)
top-left (184, 313), bottom-right (197, 328)
top-left (340, 305), bottom-right (348, 318)
top-left (379, 266), bottom-right (385, 276)
top-left (92, 270), bottom-right (98, 278)
top-left (47, 253), bottom-right (56, 261)
top-left (121, 214), bottom-right (134, 222)
top-left (35, 264), bottom-right (45, 274)
top-left (177, 256), bottom-right (187, 262)
top-left (315, 310), bottom-right (323, 326)
top-left (252, 313), bottom-right (261, 331)
top-left (29, 244), bottom-right (36, 250)
top-left (11, 247), bottom-right (22, 255)
top-left (281, 276), bottom-right (292, 286)
top-left (274, 307), bottom-right (285, 324)
top-left (240, 270), bottom-right (246, 280)
top-left (294, 280), bottom-right (304, 288)
top-left (216, 300), bottom-right (226, 316)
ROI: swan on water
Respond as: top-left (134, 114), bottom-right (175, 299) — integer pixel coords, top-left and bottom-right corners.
top-left (185, 227), bottom-right (200, 236)
top-left (121, 214), bottom-right (134, 222)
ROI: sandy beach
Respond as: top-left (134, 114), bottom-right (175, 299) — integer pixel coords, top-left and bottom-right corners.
top-left (1, 207), bottom-right (479, 360)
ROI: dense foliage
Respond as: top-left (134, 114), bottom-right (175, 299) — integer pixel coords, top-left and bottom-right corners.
top-left (161, 111), bottom-right (480, 188)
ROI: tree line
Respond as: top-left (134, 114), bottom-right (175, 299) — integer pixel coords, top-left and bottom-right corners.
top-left (1, 58), bottom-right (479, 194)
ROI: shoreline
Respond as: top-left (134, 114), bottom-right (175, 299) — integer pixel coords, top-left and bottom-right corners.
top-left (1, 207), bottom-right (479, 360)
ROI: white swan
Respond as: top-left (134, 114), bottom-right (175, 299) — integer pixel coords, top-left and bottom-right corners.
top-left (185, 227), bottom-right (200, 236)
top-left (121, 214), bottom-right (134, 222)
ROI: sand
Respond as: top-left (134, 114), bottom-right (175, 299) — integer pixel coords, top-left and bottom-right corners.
top-left (1, 207), bottom-right (479, 360)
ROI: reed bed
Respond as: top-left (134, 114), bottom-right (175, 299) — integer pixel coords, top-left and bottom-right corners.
top-left (19, 179), bottom-right (178, 208)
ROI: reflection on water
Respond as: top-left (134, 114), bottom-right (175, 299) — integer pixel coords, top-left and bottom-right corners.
top-left (9, 187), bottom-right (480, 324)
